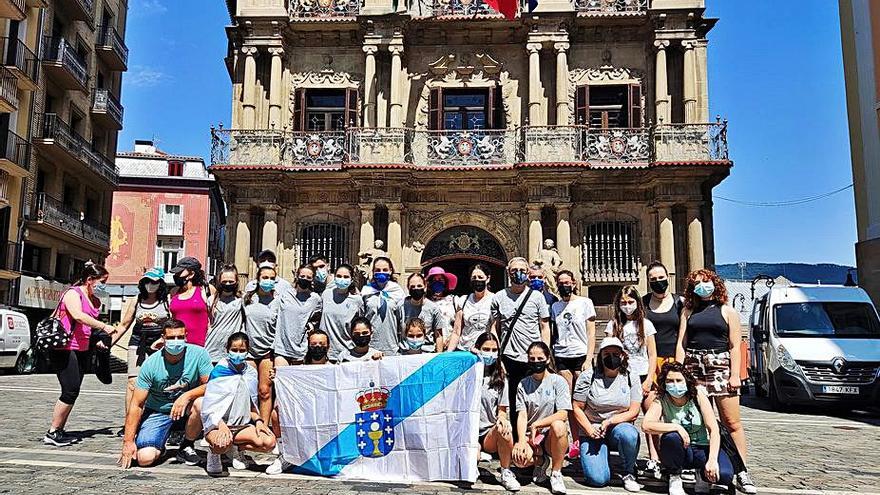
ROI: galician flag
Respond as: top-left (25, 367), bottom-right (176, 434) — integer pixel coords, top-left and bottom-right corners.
top-left (274, 352), bottom-right (483, 482)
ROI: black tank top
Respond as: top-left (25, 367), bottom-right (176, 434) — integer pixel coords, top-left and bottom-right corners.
top-left (642, 293), bottom-right (682, 357)
top-left (685, 302), bottom-right (729, 351)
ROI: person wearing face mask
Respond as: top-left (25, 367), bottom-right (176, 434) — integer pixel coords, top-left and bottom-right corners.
top-left (201, 332), bottom-right (276, 476)
top-left (118, 319), bottom-right (213, 469)
top-left (169, 257), bottom-right (214, 347)
top-left (675, 270), bottom-right (754, 495)
top-left (528, 265), bottom-right (559, 306)
top-left (274, 264), bottom-right (323, 366)
top-left (399, 318), bottom-right (429, 355)
top-left (447, 264), bottom-right (495, 352)
top-left (473, 332), bottom-right (519, 492)
top-left (571, 337), bottom-right (642, 492)
top-left (606, 286), bottom-right (657, 395)
top-left (642, 362), bottom-right (735, 495)
top-left (204, 265), bottom-right (247, 365)
top-left (308, 255), bottom-right (334, 294)
top-left (337, 317), bottom-right (384, 362)
top-left (242, 265), bottom-right (282, 427)
top-left (111, 267), bottom-right (170, 435)
top-left (319, 264), bottom-right (364, 361)
top-left (400, 273), bottom-right (448, 353)
top-left (426, 266), bottom-right (458, 335)
top-left (361, 257), bottom-right (406, 355)
top-left (246, 250), bottom-right (294, 297)
top-left (550, 270), bottom-right (596, 459)
top-left (43, 263), bottom-right (119, 447)
top-left (511, 342), bottom-right (570, 495)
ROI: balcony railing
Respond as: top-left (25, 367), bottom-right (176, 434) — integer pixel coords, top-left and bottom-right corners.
top-left (1, 36), bottom-right (39, 88)
top-left (96, 25), bottom-right (128, 71)
top-left (37, 113), bottom-right (119, 184)
top-left (0, 0), bottom-right (26, 23)
top-left (41, 36), bottom-right (88, 90)
top-left (574, 0), bottom-right (647, 14)
top-left (347, 128), bottom-right (408, 165)
top-left (63, 0), bottom-right (95, 24)
top-left (0, 128), bottom-right (31, 174)
top-left (653, 120), bottom-right (729, 162)
top-left (158, 217), bottom-right (184, 236)
top-left (432, 0), bottom-right (497, 16)
top-left (92, 88), bottom-right (124, 129)
top-left (0, 66), bottom-right (18, 112)
top-left (412, 129), bottom-right (518, 167)
top-left (289, 0), bottom-right (360, 18)
top-left (33, 192), bottom-right (110, 247)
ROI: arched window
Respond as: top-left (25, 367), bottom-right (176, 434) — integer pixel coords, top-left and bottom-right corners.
top-left (296, 223), bottom-right (349, 269)
top-left (581, 218), bottom-right (640, 282)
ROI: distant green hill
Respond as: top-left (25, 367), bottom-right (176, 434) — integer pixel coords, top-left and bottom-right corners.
top-left (715, 263), bottom-right (856, 285)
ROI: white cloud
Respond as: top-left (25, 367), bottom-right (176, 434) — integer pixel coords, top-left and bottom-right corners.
top-left (126, 65), bottom-right (171, 88)
top-left (132, 0), bottom-right (167, 16)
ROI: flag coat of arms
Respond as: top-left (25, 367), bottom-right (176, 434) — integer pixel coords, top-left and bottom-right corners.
top-left (274, 352), bottom-right (482, 482)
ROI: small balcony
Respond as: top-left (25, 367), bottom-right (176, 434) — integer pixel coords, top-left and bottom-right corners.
top-left (0, 128), bottom-right (30, 177)
top-left (653, 120), bottom-right (729, 163)
top-left (411, 129), bottom-right (518, 168)
top-left (2, 37), bottom-right (39, 91)
top-left (59, 0), bottom-right (94, 24)
top-left (347, 128), bottom-right (408, 166)
top-left (95, 25), bottom-right (128, 71)
top-left (33, 113), bottom-right (119, 186)
top-left (574, 0), bottom-right (647, 15)
top-left (41, 37), bottom-right (88, 92)
top-left (158, 217), bottom-right (184, 236)
top-left (524, 126), bottom-right (651, 165)
top-left (289, 0), bottom-right (360, 19)
top-left (0, 66), bottom-right (17, 113)
top-left (32, 192), bottom-right (109, 249)
top-left (91, 88), bottom-right (123, 130)
top-left (432, 0), bottom-right (498, 16)
top-left (0, 0), bottom-right (25, 21)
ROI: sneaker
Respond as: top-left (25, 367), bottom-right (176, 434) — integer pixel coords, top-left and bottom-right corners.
top-left (549, 471), bottom-right (567, 494)
top-left (621, 473), bottom-right (641, 493)
top-left (176, 445), bottom-right (201, 466)
top-left (199, 438), bottom-right (210, 448)
top-left (532, 456), bottom-right (550, 484)
top-left (206, 452), bottom-right (223, 476)
top-left (499, 468), bottom-right (521, 492)
top-left (271, 439), bottom-right (282, 456)
top-left (167, 430), bottom-right (183, 447)
top-left (681, 469), bottom-right (696, 483)
top-left (734, 471), bottom-right (758, 494)
top-left (265, 456), bottom-right (292, 475)
top-left (229, 445), bottom-right (252, 470)
top-left (645, 459), bottom-right (662, 480)
top-left (667, 474), bottom-right (686, 495)
top-left (567, 439), bottom-right (580, 459)
top-left (57, 429), bottom-right (82, 443)
top-left (694, 472), bottom-right (710, 495)
top-left (43, 430), bottom-right (73, 447)
top-left (479, 451), bottom-right (493, 462)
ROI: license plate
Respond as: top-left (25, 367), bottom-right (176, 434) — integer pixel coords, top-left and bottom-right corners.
top-left (822, 386), bottom-right (859, 395)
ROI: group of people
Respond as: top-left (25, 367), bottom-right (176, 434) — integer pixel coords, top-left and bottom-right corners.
top-left (39, 250), bottom-right (757, 495)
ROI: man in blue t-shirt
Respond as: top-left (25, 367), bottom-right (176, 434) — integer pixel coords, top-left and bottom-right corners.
top-left (119, 319), bottom-right (213, 468)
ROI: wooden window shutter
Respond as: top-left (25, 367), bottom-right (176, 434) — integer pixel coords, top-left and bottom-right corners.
top-left (292, 88), bottom-right (306, 131)
top-left (575, 85), bottom-right (589, 126)
top-left (488, 85), bottom-right (504, 129)
top-left (629, 83), bottom-right (642, 128)
top-left (428, 87), bottom-right (443, 130)
top-left (345, 88), bottom-right (359, 128)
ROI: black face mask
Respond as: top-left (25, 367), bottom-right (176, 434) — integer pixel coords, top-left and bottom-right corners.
top-left (352, 334), bottom-right (371, 347)
top-left (307, 345), bottom-right (328, 361)
top-left (559, 285), bottom-right (574, 298)
top-left (471, 280), bottom-right (487, 293)
top-left (528, 361), bottom-right (548, 375)
top-left (220, 283), bottom-right (237, 293)
top-left (602, 354), bottom-right (623, 371)
top-left (650, 279), bottom-right (669, 295)
top-left (173, 274), bottom-right (188, 288)
top-left (296, 277), bottom-right (312, 290)
top-left (409, 288), bottom-right (426, 300)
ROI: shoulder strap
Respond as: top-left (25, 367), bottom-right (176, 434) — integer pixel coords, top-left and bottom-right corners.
top-left (52, 288), bottom-right (74, 319)
top-left (499, 288), bottom-right (534, 356)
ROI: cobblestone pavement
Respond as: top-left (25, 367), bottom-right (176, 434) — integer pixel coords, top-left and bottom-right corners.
top-left (0, 373), bottom-right (877, 495)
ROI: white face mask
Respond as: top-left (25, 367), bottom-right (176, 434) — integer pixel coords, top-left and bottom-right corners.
top-left (620, 302), bottom-right (638, 316)
top-left (144, 282), bottom-right (160, 294)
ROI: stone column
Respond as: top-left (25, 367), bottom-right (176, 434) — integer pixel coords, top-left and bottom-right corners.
top-left (387, 203), bottom-right (403, 273)
top-left (234, 208), bottom-right (252, 279)
top-left (242, 46), bottom-right (259, 129)
top-left (527, 204), bottom-right (543, 263)
top-left (362, 45), bottom-right (378, 128)
top-left (359, 203), bottom-right (376, 255)
top-left (654, 40), bottom-right (670, 124)
top-left (554, 41), bottom-right (570, 125)
top-left (686, 205), bottom-right (704, 272)
top-left (657, 205), bottom-right (677, 292)
top-left (262, 207), bottom-right (279, 252)
top-left (556, 203), bottom-right (580, 279)
top-left (268, 47), bottom-right (284, 128)
top-left (527, 42), bottom-right (543, 125)
top-left (388, 41), bottom-right (404, 128)
top-left (683, 40), bottom-right (697, 124)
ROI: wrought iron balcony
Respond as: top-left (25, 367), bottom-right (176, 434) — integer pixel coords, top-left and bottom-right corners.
top-left (158, 217), bottom-right (184, 236)
top-left (60, 0), bottom-right (94, 24)
top-left (96, 25), bottom-right (128, 71)
top-left (523, 126), bottom-right (650, 164)
top-left (574, 0), bottom-right (647, 14)
top-left (34, 113), bottom-right (119, 185)
top-left (211, 128), bottom-right (347, 168)
top-left (347, 128), bottom-right (408, 165)
top-left (0, 128), bottom-right (30, 176)
top-left (653, 120), bottom-right (729, 163)
top-left (289, 0), bottom-right (360, 18)
top-left (432, 0), bottom-right (498, 16)
top-left (411, 129), bottom-right (518, 167)
top-left (1, 37), bottom-right (39, 90)
top-left (91, 88), bottom-right (123, 130)
top-left (0, 66), bottom-right (17, 113)
top-left (41, 36), bottom-right (88, 92)
top-left (0, 0), bottom-right (25, 21)
top-left (33, 193), bottom-right (109, 248)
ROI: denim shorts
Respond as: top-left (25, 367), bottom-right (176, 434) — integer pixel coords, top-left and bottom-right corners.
top-left (135, 410), bottom-right (185, 450)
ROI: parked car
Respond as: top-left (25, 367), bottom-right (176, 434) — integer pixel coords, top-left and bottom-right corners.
top-left (0, 308), bottom-right (31, 374)
top-left (749, 285), bottom-right (880, 410)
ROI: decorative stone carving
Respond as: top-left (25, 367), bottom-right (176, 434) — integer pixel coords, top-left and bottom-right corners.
top-left (408, 209), bottom-right (520, 257)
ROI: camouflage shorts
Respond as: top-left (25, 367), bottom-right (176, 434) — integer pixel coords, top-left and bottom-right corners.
top-left (684, 349), bottom-right (737, 397)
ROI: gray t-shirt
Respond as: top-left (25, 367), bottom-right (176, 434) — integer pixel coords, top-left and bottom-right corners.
top-left (491, 289), bottom-right (550, 362)
top-left (337, 347), bottom-right (382, 363)
top-left (572, 368), bottom-right (641, 423)
top-left (275, 290), bottom-right (323, 360)
top-left (205, 295), bottom-right (245, 362)
top-left (515, 373), bottom-right (571, 427)
top-left (320, 289), bottom-right (364, 360)
top-left (244, 294), bottom-right (280, 359)
top-left (480, 376), bottom-right (509, 436)
top-left (399, 297), bottom-right (448, 353)
top-left (362, 282), bottom-right (405, 356)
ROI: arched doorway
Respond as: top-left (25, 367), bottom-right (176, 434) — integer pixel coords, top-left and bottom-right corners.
top-left (421, 226), bottom-right (508, 296)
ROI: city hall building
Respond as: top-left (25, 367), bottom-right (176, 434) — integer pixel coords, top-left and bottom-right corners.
top-left (213, 0), bottom-right (730, 307)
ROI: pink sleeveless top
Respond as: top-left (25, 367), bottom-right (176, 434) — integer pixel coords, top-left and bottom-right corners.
top-left (170, 286), bottom-right (209, 346)
top-left (57, 286), bottom-right (99, 351)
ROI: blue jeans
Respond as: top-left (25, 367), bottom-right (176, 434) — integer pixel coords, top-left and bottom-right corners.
top-left (659, 432), bottom-right (735, 486)
top-left (579, 422), bottom-right (640, 487)
top-left (135, 411), bottom-right (183, 451)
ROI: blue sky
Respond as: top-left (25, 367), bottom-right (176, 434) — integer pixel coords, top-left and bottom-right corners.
top-left (118, 0), bottom-right (858, 266)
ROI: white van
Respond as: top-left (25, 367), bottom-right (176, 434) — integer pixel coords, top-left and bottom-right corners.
top-left (749, 285), bottom-right (880, 409)
top-left (0, 308), bottom-right (30, 374)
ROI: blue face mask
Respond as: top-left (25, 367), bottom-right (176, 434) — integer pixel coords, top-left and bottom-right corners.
top-left (164, 339), bottom-right (187, 355)
top-left (315, 268), bottom-right (328, 283)
top-left (529, 279), bottom-right (545, 291)
top-left (228, 351), bottom-right (247, 366)
top-left (510, 270), bottom-right (528, 285)
top-left (335, 277), bottom-right (352, 290)
top-left (694, 281), bottom-right (715, 298)
top-left (429, 280), bottom-right (446, 294)
top-left (259, 279), bottom-right (276, 292)
top-left (373, 272), bottom-right (391, 285)
top-left (406, 337), bottom-right (425, 350)
top-left (666, 382), bottom-right (688, 398)
top-left (479, 351), bottom-right (498, 366)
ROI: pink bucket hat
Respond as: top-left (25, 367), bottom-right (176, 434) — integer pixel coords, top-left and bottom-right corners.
top-left (426, 266), bottom-right (458, 291)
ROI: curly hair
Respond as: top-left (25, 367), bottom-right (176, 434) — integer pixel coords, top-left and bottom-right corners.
top-left (683, 269), bottom-right (729, 309)
top-left (656, 361), bottom-right (699, 400)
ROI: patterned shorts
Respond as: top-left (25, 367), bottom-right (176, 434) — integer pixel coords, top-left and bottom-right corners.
top-left (684, 349), bottom-right (737, 397)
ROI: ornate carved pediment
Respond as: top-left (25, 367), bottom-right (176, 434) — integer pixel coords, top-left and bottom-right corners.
top-left (289, 69), bottom-right (359, 88)
top-left (408, 208), bottom-right (521, 257)
top-left (427, 53), bottom-right (503, 81)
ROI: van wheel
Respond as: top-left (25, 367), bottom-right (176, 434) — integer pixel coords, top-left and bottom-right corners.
top-left (768, 373), bottom-right (787, 412)
top-left (14, 351), bottom-right (32, 375)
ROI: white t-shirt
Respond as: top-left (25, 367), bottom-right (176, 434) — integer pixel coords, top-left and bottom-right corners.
top-left (551, 297), bottom-right (597, 358)
top-left (604, 319), bottom-right (657, 376)
top-left (433, 295), bottom-right (457, 336)
top-left (456, 292), bottom-right (494, 351)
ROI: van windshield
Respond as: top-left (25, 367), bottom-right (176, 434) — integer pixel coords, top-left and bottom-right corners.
top-left (774, 302), bottom-right (880, 338)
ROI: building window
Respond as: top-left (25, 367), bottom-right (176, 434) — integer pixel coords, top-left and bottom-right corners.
top-left (581, 219), bottom-right (640, 282)
top-left (158, 204), bottom-right (184, 236)
top-left (168, 160), bottom-right (184, 176)
top-left (21, 243), bottom-right (42, 274)
top-left (296, 223), bottom-right (349, 270)
top-left (575, 84), bottom-right (642, 128)
top-left (292, 88), bottom-right (358, 131)
top-left (156, 239), bottom-right (184, 273)
top-left (429, 86), bottom-right (503, 130)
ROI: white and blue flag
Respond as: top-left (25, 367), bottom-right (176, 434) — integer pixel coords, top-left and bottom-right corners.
top-left (274, 352), bottom-right (482, 482)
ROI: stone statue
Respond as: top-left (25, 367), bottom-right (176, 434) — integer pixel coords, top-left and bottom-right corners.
top-left (535, 239), bottom-right (563, 296)
top-left (357, 240), bottom-right (388, 280)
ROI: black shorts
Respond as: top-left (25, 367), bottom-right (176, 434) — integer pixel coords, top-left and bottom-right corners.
top-left (556, 355), bottom-right (587, 372)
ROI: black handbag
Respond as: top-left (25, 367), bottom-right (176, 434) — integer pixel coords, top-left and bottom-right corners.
top-left (34, 289), bottom-right (72, 352)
